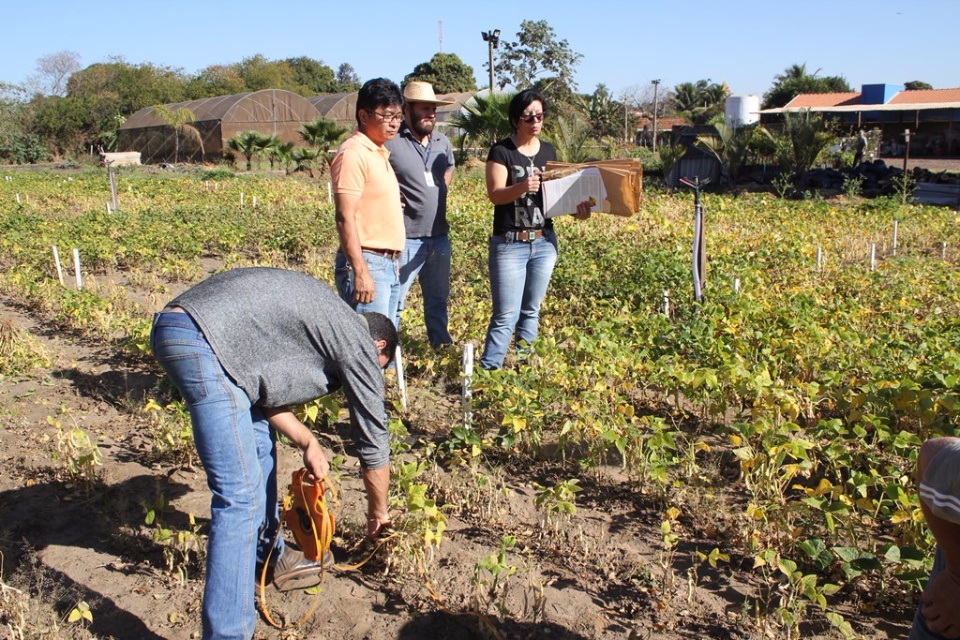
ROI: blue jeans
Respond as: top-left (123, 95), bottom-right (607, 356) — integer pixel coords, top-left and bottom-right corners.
top-left (911, 546), bottom-right (951, 640)
top-left (151, 311), bottom-right (284, 640)
top-left (335, 250), bottom-right (401, 327)
top-left (479, 230), bottom-right (558, 370)
top-left (397, 235), bottom-right (453, 347)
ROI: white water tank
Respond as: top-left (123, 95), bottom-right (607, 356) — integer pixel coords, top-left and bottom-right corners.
top-left (724, 94), bottom-right (761, 128)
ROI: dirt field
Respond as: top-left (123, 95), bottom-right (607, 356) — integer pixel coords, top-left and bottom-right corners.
top-left (0, 163), bottom-right (940, 640)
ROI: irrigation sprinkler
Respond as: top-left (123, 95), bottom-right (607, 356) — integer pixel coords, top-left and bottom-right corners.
top-left (678, 176), bottom-right (710, 303)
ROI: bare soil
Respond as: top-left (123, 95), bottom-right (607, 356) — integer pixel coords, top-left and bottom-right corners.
top-left (0, 262), bottom-right (919, 640)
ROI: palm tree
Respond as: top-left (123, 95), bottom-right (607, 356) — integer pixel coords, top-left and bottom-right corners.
top-left (544, 114), bottom-right (593, 162)
top-left (762, 110), bottom-right (834, 187)
top-left (298, 118), bottom-right (349, 176)
top-left (291, 147), bottom-right (321, 178)
top-left (671, 80), bottom-right (728, 125)
top-left (270, 140), bottom-right (296, 174)
top-left (261, 135), bottom-right (292, 172)
top-left (695, 123), bottom-right (757, 186)
top-left (226, 131), bottom-right (269, 171)
top-left (448, 92), bottom-right (513, 155)
top-left (153, 105), bottom-right (203, 163)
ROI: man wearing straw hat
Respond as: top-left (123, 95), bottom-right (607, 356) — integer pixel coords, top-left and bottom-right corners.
top-left (384, 80), bottom-right (457, 347)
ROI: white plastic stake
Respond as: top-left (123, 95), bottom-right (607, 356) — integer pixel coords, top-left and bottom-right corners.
top-left (462, 343), bottom-right (474, 427)
top-left (72, 248), bottom-right (82, 290)
top-left (106, 202), bottom-right (111, 214)
top-left (943, 242), bottom-right (948, 260)
top-left (870, 244), bottom-right (876, 271)
top-left (327, 182), bottom-right (332, 203)
top-left (733, 277), bottom-right (740, 293)
top-left (205, 180), bottom-right (209, 189)
top-left (892, 221), bottom-right (898, 256)
top-left (662, 290), bottom-right (670, 316)
top-left (252, 195), bottom-right (257, 208)
top-left (394, 344), bottom-right (407, 412)
top-left (15, 193), bottom-right (20, 204)
top-left (52, 246), bottom-right (64, 286)
top-left (240, 192), bottom-right (245, 207)
top-left (816, 246), bottom-right (822, 272)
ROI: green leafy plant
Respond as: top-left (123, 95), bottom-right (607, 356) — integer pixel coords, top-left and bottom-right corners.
top-left (50, 417), bottom-right (103, 488)
top-left (472, 535), bottom-right (519, 617)
top-left (141, 495), bottom-right (206, 583)
top-left (532, 478), bottom-right (581, 534)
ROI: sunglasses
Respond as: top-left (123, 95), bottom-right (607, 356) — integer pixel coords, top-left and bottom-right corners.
top-left (519, 112), bottom-right (545, 123)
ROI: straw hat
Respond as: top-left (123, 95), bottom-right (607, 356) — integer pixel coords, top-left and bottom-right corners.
top-left (402, 81), bottom-right (456, 106)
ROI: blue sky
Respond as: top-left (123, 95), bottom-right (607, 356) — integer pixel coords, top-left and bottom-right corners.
top-left (2, 0), bottom-right (955, 99)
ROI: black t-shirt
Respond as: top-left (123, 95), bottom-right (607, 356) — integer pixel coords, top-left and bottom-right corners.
top-left (487, 137), bottom-right (557, 235)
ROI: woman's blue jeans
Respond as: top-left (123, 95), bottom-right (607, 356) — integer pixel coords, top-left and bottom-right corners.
top-left (335, 250), bottom-right (401, 326)
top-left (479, 230), bottom-right (558, 370)
top-left (150, 311), bottom-right (283, 640)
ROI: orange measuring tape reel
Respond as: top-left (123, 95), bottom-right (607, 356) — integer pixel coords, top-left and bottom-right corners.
top-left (259, 469), bottom-right (338, 629)
top-left (283, 469), bottom-right (336, 561)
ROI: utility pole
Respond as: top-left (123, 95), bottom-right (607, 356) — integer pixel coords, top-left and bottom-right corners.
top-left (651, 79), bottom-right (661, 152)
top-left (481, 29), bottom-right (501, 92)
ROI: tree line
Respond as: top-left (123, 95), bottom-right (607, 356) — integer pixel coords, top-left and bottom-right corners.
top-left (0, 18), bottom-right (935, 165)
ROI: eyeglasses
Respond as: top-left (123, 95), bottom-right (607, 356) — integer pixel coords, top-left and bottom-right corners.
top-left (371, 110), bottom-right (404, 124)
top-left (519, 112), bottom-right (545, 123)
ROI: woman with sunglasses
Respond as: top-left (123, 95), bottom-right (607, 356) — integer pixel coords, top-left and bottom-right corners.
top-left (479, 88), bottom-right (591, 370)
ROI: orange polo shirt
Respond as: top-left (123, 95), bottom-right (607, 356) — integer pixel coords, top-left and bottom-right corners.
top-left (331, 131), bottom-right (404, 251)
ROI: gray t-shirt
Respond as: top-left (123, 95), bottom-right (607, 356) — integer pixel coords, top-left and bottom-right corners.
top-left (170, 267), bottom-right (389, 469)
top-left (384, 122), bottom-right (454, 238)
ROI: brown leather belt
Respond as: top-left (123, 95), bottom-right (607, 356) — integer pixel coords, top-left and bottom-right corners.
top-left (362, 247), bottom-right (402, 260)
top-left (504, 229), bottom-right (544, 242)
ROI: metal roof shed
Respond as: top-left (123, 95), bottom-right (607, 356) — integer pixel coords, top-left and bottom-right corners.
top-left (117, 89), bottom-right (321, 163)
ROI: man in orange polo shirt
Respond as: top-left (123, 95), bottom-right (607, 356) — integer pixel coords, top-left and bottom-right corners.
top-left (332, 77), bottom-right (406, 324)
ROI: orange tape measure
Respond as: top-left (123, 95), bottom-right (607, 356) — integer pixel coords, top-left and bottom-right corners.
top-left (282, 469), bottom-right (336, 561)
